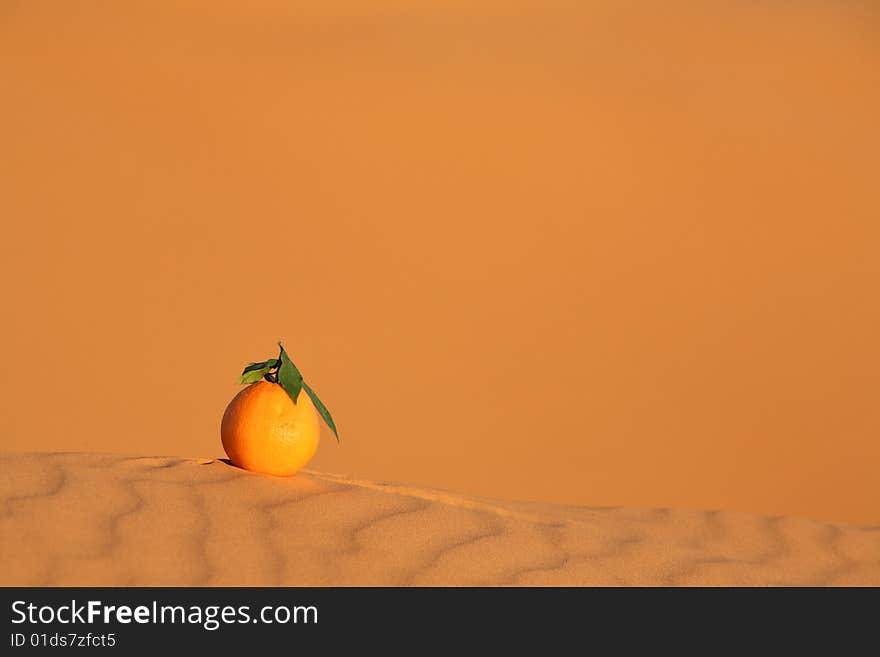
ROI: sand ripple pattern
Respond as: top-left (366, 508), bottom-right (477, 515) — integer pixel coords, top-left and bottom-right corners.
top-left (1, 453), bottom-right (878, 586)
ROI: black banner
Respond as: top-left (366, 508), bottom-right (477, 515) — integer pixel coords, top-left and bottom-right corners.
top-left (2, 587), bottom-right (876, 652)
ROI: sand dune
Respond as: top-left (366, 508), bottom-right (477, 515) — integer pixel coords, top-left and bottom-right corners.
top-left (1, 452), bottom-right (878, 586)
top-left (3, 2), bottom-right (880, 527)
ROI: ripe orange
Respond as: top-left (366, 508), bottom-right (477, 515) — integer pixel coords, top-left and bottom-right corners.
top-left (221, 380), bottom-right (320, 477)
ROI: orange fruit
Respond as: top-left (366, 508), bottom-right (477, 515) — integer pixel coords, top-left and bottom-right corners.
top-left (221, 380), bottom-right (321, 476)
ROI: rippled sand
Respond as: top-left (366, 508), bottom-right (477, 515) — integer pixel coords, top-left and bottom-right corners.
top-left (1, 452), bottom-right (878, 586)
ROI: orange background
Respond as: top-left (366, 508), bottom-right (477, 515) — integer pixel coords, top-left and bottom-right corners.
top-left (1, 2), bottom-right (878, 524)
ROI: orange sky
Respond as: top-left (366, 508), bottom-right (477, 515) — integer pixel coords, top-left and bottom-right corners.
top-left (1, 2), bottom-right (878, 524)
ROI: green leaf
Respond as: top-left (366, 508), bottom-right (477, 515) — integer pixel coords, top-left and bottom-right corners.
top-left (239, 358), bottom-right (279, 384)
top-left (303, 381), bottom-right (339, 442)
top-left (242, 358), bottom-right (279, 375)
top-left (240, 369), bottom-right (268, 384)
top-left (276, 342), bottom-right (303, 404)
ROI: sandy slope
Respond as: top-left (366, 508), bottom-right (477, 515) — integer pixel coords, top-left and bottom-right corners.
top-left (1, 452), bottom-right (878, 586)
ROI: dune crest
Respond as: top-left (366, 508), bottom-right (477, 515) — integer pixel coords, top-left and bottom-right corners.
top-left (1, 452), bottom-right (878, 586)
